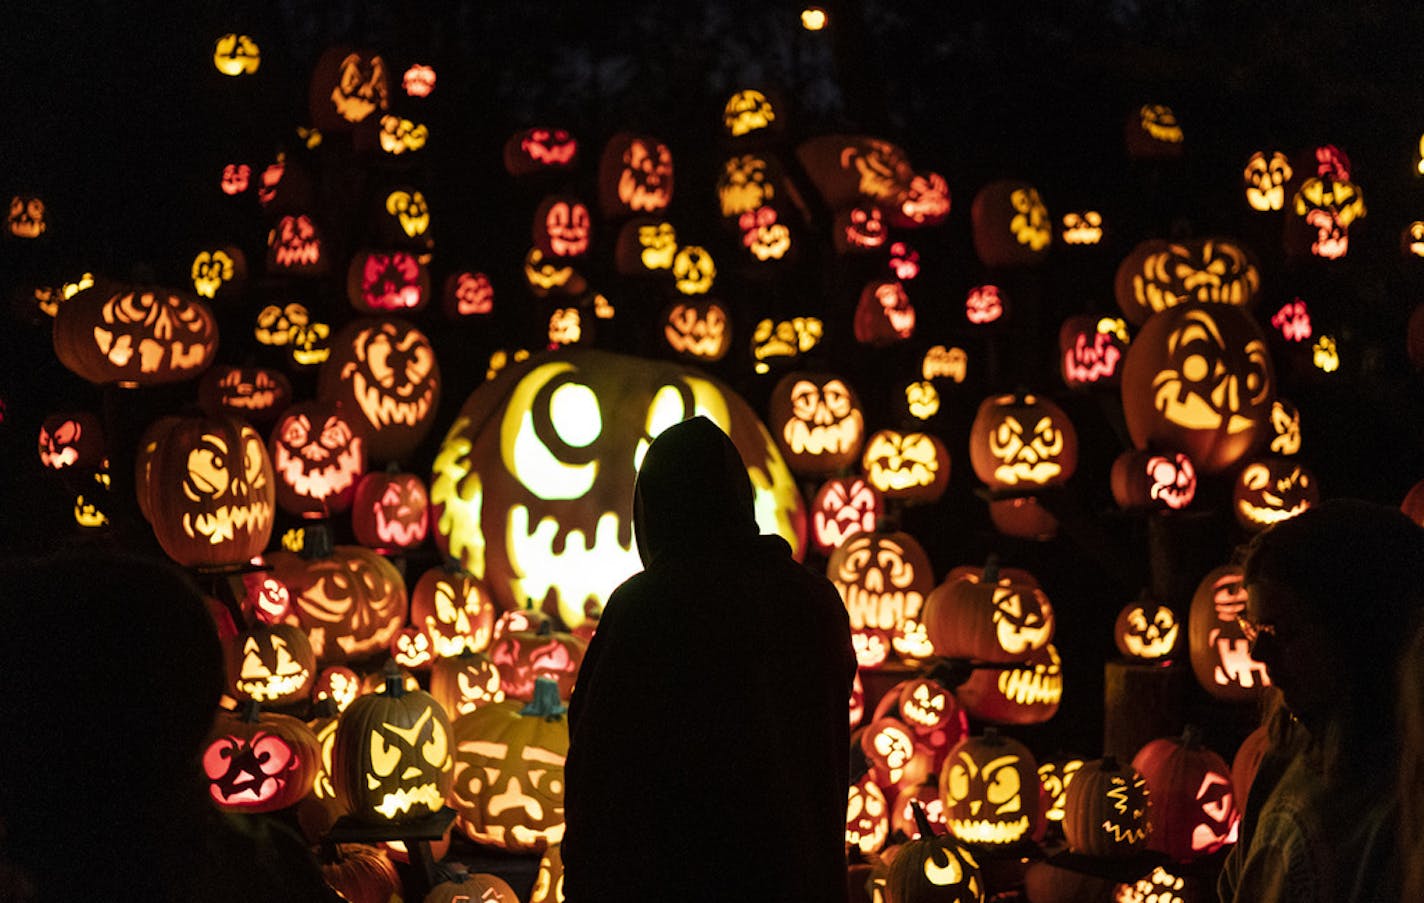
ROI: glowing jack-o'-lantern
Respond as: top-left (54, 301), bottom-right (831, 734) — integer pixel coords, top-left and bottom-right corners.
top-left (969, 393), bottom-right (1078, 491)
top-left (614, 219), bottom-right (677, 274)
top-left (333, 673), bottom-right (453, 824)
top-left (410, 566), bottom-right (497, 658)
top-left (890, 241), bottom-right (921, 280)
top-left (535, 197), bottom-right (592, 257)
top-left (1114, 602), bottom-right (1179, 661)
top-left (751, 316), bottom-right (823, 373)
top-left (846, 774), bottom-right (890, 854)
top-left (1038, 757), bottom-right (1084, 824)
top-left (1061, 316), bottom-right (1128, 389)
top-left (1187, 565), bottom-right (1270, 703)
top-left (861, 429), bottom-right (949, 505)
top-left (718, 154), bottom-right (777, 217)
top-left (1288, 161), bottom-right (1366, 259)
top-left (923, 345), bottom-right (968, 383)
top-left (723, 88), bottom-right (776, 137)
top-left (266, 545), bottom-right (408, 665)
top-left (136, 415), bottom-right (274, 570)
top-left (524, 248), bottom-right (586, 298)
top-left (313, 665), bottom-right (361, 712)
top-left (1062, 757), bottom-right (1152, 857)
top-left (955, 643), bottom-right (1063, 725)
top-left (347, 251), bottom-right (429, 314)
top-left (965, 285), bottom-right (1005, 325)
top-left (443, 271), bottom-right (494, 318)
top-left (829, 531), bottom-right (935, 668)
top-left (226, 623), bottom-right (316, 704)
top-left (1110, 449), bottom-right (1197, 513)
top-left (924, 559), bottom-right (1054, 663)
top-left (662, 299), bottom-right (732, 362)
top-left (451, 677), bottom-right (570, 852)
top-left (854, 280), bottom-right (916, 346)
top-left (310, 47), bottom-right (389, 130)
top-left (1060, 211), bottom-right (1104, 245)
top-left (836, 204), bottom-right (887, 253)
top-left (352, 470), bottom-right (428, 550)
top-left (320, 317), bottom-right (440, 464)
top-left (862, 718), bottom-right (936, 792)
top-left (430, 650), bottom-right (504, 719)
top-left (375, 115), bottom-right (428, 155)
top-left (7, 195), bottom-right (46, 238)
top-left (873, 677), bottom-right (968, 751)
top-left (1233, 457), bottom-right (1317, 531)
top-left (797, 135), bottom-right (914, 210)
top-left (402, 63), bottom-right (435, 97)
top-left (266, 214), bottom-right (325, 274)
top-left (1131, 726), bottom-right (1239, 861)
top-left (489, 620), bottom-right (586, 702)
top-left (971, 180), bottom-right (1051, 268)
top-left (53, 286), bottom-right (217, 387)
top-left (1120, 304), bottom-right (1275, 475)
top-left (38, 412), bottom-right (103, 471)
top-left (383, 190), bottom-right (429, 239)
top-left (269, 401), bottom-right (366, 518)
top-left (940, 730), bottom-right (1039, 845)
top-left (199, 366), bottom-right (291, 423)
top-left (1267, 399), bottom-right (1301, 456)
top-left (504, 127), bottom-right (579, 176)
top-left (203, 704), bottom-right (319, 813)
top-left (1115, 238), bottom-right (1261, 326)
top-left (430, 350), bottom-right (805, 628)
top-left (810, 477), bottom-right (882, 555)
top-left (213, 33), bottom-right (260, 76)
top-left (190, 248), bottom-right (246, 299)
top-left (769, 372), bottom-right (865, 476)
top-left (672, 245), bottom-right (716, 295)
top-left (599, 133), bottom-right (674, 217)
top-left (1244, 151), bottom-right (1292, 212)
top-left (1126, 104), bottom-right (1184, 157)
top-left (886, 804), bottom-right (984, 903)
top-left (904, 381), bottom-right (940, 421)
top-left (892, 171), bottom-right (952, 229)
top-left (740, 206), bottom-right (792, 261)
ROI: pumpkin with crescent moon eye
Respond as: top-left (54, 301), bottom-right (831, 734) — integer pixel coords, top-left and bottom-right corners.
top-left (266, 545), bottom-right (408, 666)
top-left (1115, 237), bottom-right (1261, 326)
top-left (768, 372), bottom-right (865, 477)
top-left (923, 559), bottom-right (1054, 663)
top-left (828, 530), bottom-right (935, 669)
top-left (269, 400), bottom-right (367, 518)
top-left (968, 393), bottom-right (1078, 491)
top-left (861, 429), bottom-right (949, 505)
top-left (333, 675), bottom-right (453, 825)
top-left (886, 804), bottom-right (984, 903)
top-left (198, 366), bottom-right (291, 423)
top-left (854, 280), bottom-right (915, 346)
top-left (1232, 457), bottom-right (1318, 531)
top-left (410, 566), bottom-right (497, 658)
top-left (202, 704), bottom-right (319, 813)
top-left (971, 179), bottom-right (1051, 268)
top-left (810, 477), bottom-right (882, 556)
top-left (319, 317), bottom-right (440, 464)
top-left (598, 133), bottom-right (674, 217)
top-left (430, 349), bottom-right (805, 629)
top-left (53, 286), bottom-right (218, 387)
top-left (310, 47), bottom-right (388, 130)
top-left (1187, 565), bottom-right (1271, 703)
top-left (1114, 602), bottom-right (1179, 661)
top-left (940, 729), bottom-right (1039, 846)
top-left (662, 299), bottom-right (732, 362)
top-left (1131, 727), bottom-right (1240, 862)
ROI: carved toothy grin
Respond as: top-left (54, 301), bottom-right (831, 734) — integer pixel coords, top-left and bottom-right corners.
top-left (1101, 821), bottom-right (1150, 845)
top-left (236, 670), bottom-right (310, 702)
top-left (949, 816), bottom-right (1029, 844)
top-left (373, 782), bottom-right (445, 818)
top-left (1237, 499), bottom-right (1310, 525)
top-left (784, 416), bottom-right (862, 456)
top-left (349, 368), bottom-right (437, 430)
top-left (506, 505), bottom-right (641, 629)
top-left (997, 665), bottom-right (1062, 706)
top-left (867, 461), bottom-right (936, 491)
top-left (993, 461), bottom-right (1062, 485)
top-left (840, 586), bottom-right (923, 633)
top-left (183, 502), bottom-right (273, 544)
top-left (275, 443), bottom-right (362, 501)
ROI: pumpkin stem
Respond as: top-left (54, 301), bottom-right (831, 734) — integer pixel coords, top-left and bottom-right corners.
top-left (239, 698), bottom-right (263, 723)
top-left (1100, 754), bottom-right (1120, 771)
top-left (536, 619), bottom-right (553, 637)
top-left (521, 676), bottom-right (568, 720)
top-left (910, 801), bottom-right (938, 838)
top-left (382, 661), bottom-right (406, 698)
top-left (983, 554), bottom-right (1000, 582)
top-left (301, 523), bottom-right (334, 559)
top-left (1181, 724), bottom-right (1202, 748)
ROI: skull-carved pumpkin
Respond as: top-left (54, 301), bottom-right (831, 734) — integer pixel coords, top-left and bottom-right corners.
top-left (768, 372), bottom-right (865, 476)
top-left (861, 429), bottom-right (949, 505)
top-left (1115, 238), bottom-right (1261, 326)
top-left (53, 286), bottom-right (218, 387)
top-left (410, 566), bottom-right (497, 658)
top-left (939, 729), bottom-right (1039, 845)
top-left (269, 401), bottom-right (367, 518)
top-left (203, 704), bottom-right (319, 813)
top-left (923, 559), bottom-right (1054, 663)
top-left (1187, 565), bottom-right (1270, 703)
top-left (351, 470), bottom-right (429, 550)
top-left (320, 317), bottom-right (441, 464)
top-left (430, 350), bottom-right (805, 629)
top-left (828, 531), bottom-right (935, 668)
top-left (810, 477), bottom-right (883, 556)
top-left (266, 545), bottom-right (409, 665)
top-left (1130, 726), bottom-right (1240, 862)
top-left (332, 673), bottom-right (453, 824)
top-left (1114, 602), bottom-right (1180, 661)
top-left (968, 393), bottom-right (1078, 491)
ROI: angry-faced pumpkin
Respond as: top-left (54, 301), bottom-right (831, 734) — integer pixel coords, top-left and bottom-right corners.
top-left (861, 430), bottom-right (949, 505)
top-left (332, 673), bottom-right (453, 824)
top-left (225, 623), bottom-right (316, 705)
top-left (968, 393), bottom-right (1078, 492)
top-left (265, 214), bottom-right (325, 275)
top-left (810, 477), bottom-right (882, 556)
top-left (488, 620), bottom-right (587, 702)
top-left (319, 318), bottom-right (441, 464)
top-left (410, 566), bottom-right (498, 658)
top-left (923, 560), bottom-right (1054, 663)
top-left (53, 286), bottom-right (218, 387)
top-left (939, 730), bottom-right (1039, 845)
top-left (37, 412), bottom-right (104, 471)
top-left (1131, 727), bottom-right (1239, 862)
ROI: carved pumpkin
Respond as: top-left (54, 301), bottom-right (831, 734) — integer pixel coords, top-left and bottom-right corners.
top-left (402, 63), bottom-right (435, 97)
top-left (1114, 238), bottom-right (1260, 326)
top-left (614, 218), bottom-right (677, 274)
top-left (1125, 103), bottom-right (1184, 158)
top-left (265, 214), bottom-right (326, 275)
top-left (346, 250), bottom-right (430, 314)
top-left (270, 401), bottom-right (367, 518)
top-left (504, 126), bottom-right (579, 176)
top-left (968, 393), bottom-right (1078, 492)
top-left (430, 349), bottom-right (805, 629)
top-left (523, 247), bottom-right (586, 298)
top-left (430, 650), bottom-right (505, 720)
top-left (829, 530), bottom-right (935, 669)
top-left (971, 180), bottom-right (1051, 268)
top-left (425, 872), bottom-right (519, 903)
top-left (955, 643), bottom-right (1063, 725)
top-left (718, 154), bottom-right (778, 218)
top-left (320, 317), bottom-right (441, 464)
top-left (313, 665), bottom-right (361, 713)
top-left (212, 32), bottom-right (260, 75)
top-left (939, 729), bottom-right (1039, 846)
top-left (964, 284), bottom-right (1005, 326)
top-left (836, 204), bottom-right (887, 253)
top-left (861, 429), bottom-right (949, 505)
top-left (198, 366), bottom-right (291, 423)
top-left (1114, 601), bottom-right (1179, 662)
top-left (37, 412), bottom-right (104, 471)
top-left (672, 245), bottom-right (716, 295)
top-left (796, 135), bottom-right (914, 210)
top-left (1187, 565), bottom-right (1270, 703)
top-left (1244, 151), bottom-right (1292, 212)
top-left (333, 672), bottom-right (453, 824)
top-left (662, 299), bottom-right (732, 362)
top-left (923, 345), bottom-right (968, 383)
top-left (1038, 757), bottom-right (1085, 826)
top-left (1060, 210), bottom-right (1104, 246)
top-left (861, 717), bottom-right (936, 793)
top-left (769, 371), bottom-right (865, 476)
top-left (1120, 304), bottom-right (1275, 475)
top-left (598, 133), bottom-right (674, 217)
top-left (266, 545), bottom-right (408, 665)
top-left (351, 470), bottom-right (429, 550)
top-left (488, 620), bottom-right (586, 702)
top-left (750, 316), bottom-right (823, 373)
top-left (450, 677), bottom-right (569, 852)
top-left (740, 205), bottom-right (793, 262)
top-left (225, 622), bottom-right (315, 705)
top-left (7, 195), bottom-right (46, 238)
top-left (722, 88), bottom-right (777, 137)
top-left (810, 477), bottom-right (883, 556)
top-left (1285, 146), bottom-right (1366, 260)
top-left (854, 280), bottom-right (915, 346)
top-left (410, 566), bottom-right (497, 658)
top-left (190, 247), bottom-right (247, 300)
top-left (1109, 449), bottom-right (1198, 513)
top-left (923, 559), bottom-right (1053, 663)
top-left (885, 804), bottom-right (985, 903)
top-left (1232, 457), bottom-right (1318, 531)
top-left (1061, 757), bottom-right (1152, 857)
top-left (1060, 315), bottom-right (1128, 390)
top-left (872, 677), bottom-right (969, 756)
top-left (534, 197), bottom-right (592, 258)
top-left (891, 171), bottom-right (952, 229)
top-left (1130, 727), bottom-right (1239, 862)
top-left (53, 286), bottom-right (217, 387)
top-left (443, 271), bottom-right (495, 318)
top-left (202, 703), bottom-right (319, 813)
top-left (846, 773), bottom-right (891, 854)
top-left (391, 626), bottom-right (434, 671)
top-left (310, 47), bottom-right (389, 131)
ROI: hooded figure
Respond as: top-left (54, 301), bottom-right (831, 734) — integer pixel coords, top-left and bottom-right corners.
top-left (564, 416), bottom-right (856, 903)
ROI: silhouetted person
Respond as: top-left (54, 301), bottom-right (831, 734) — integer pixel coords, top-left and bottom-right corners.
top-left (1397, 597), bottom-right (1424, 901)
top-left (0, 550), bottom-right (338, 903)
top-left (564, 416), bottom-right (857, 902)
top-left (1220, 500), bottom-right (1424, 903)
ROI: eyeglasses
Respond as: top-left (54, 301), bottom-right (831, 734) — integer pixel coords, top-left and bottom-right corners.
top-left (1236, 616), bottom-right (1276, 649)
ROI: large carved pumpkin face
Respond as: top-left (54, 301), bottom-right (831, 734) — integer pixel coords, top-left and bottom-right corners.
top-left (430, 350), bottom-right (805, 629)
top-left (1187, 566), bottom-right (1271, 703)
top-left (270, 401), bottom-right (366, 517)
top-left (769, 372), bottom-right (865, 476)
top-left (1120, 305), bottom-right (1274, 475)
top-left (1115, 238), bottom-right (1261, 325)
top-left (321, 318), bottom-right (441, 464)
top-left (202, 709), bottom-right (318, 813)
top-left (828, 532), bottom-right (935, 668)
top-left (333, 683), bottom-right (453, 824)
top-left (940, 733), bottom-right (1038, 845)
top-left (810, 477), bottom-right (882, 555)
top-left (53, 287), bottom-right (218, 387)
top-left (969, 393), bottom-right (1078, 490)
top-left (1131, 731), bottom-right (1240, 861)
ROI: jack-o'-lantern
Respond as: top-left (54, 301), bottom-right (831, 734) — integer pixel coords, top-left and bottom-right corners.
top-left (846, 774), bottom-right (890, 854)
top-left (226, 623), bottom-right (316, 704)
top-left (1126, 103), bottom-right (1184, 157)
top-left (855, 280), bottom-right (915, 346)
top-left (672, 245), bottom-right (716, 295)
top-left (504, 127), bottom-right (579, 176)
top-left (213, 33), bottom-right (260, 76)
top-left (1113, 865), bottom-right (1203, 903)
top-left (535, 197), bottom-right (592, 257)
top-left (240, 572), bottom-right (293, 625)
top-left (829, 531), bottom-right (935, 668)
top-left (529, 843), bottom-right (566, 903)
top-left (74, 491), bottom-right (110, 529)
top-left (723, 88), bottom-right (776, 137)
top-left (391, 627), bottom-right (434, 671)
top-left (613, 219), bottom-right (677, 275)
top-left (891, 171), bottom-right (951, 229)
top-left (410, 566), bottom-right (497, 658)
top-left (203, 703), bottom-right (319, 813)
top-left (333, 671), bottom-right (453, 824)
top-left (310, 47), bottom-right (388, 130)
top-left (1110, 449), bottom-right (1197, 512)
top-left (971, 180), bottom-right (1051, 268)
top-left (886, 804), bottom-right (984, 903)
top-left (136, 415), bottom-right (274, 570)
top-left (718, 154), bottom-right (777, 217)
top-left (740, 206), bottom-right (793, 261)
top-left (1312, 334), bottom-right (1340, 373)
top-left (1288, 166), bottom-right (1366, 260)
top-left (599, 133), bottom-right (674, 217)
top-left (314, 665), bottom-right (361, 712)
top-left (1403, 221), bottom-right (1424, 258)
top-left (1233, 457), bottom-right (1318, 531)
top-left (524, 248), bottom-right (586, 298)
top-left (861, 718), bottom-right (936, 792)
top-left (376, 115), bottom-right (428, 155)
top-left (810, 477), bottom-right (882, 555)
top-left (266, 545), bottom-right (408, 665)
top-left (254, 302), bottom-right (307, 348)
top-left (1243, 151), bottom-right (1292, 212)
top-left (198, 366), bottom-right (291, 422)
top-left (969, 393), bottom-right (1078, 491)
top-left (1131, 727), bottom-right (1239, 861)
top-left (451, 677), bottom-right (569, 852)
top-left (1114, 601), bottom-right (1179, 661)
top-left (545, 306), bottom-right (587, 348)
top-left (923, 345), bottom-right (967, 383)
top-left (425, 871), bottom-right (518, 903)
top-left (266, 214), bottom-right (325, 275)
top-left (797, 135), bottom-right (914, 210)
top-left (1060, 211), bottom-right (1104, 245)
top-left (940, 730), bottom-right (1039, 845)
top-left (189, 247), bottom-right (246, 299)
top-left (749, 317), bottom-right (822, 374)
top-left (352, 470), bottom-right (428, 550)
top-left (1120, 304), bottom-right (1275, 475)
top-left (1038, 757), bottom-right (1084, 825)
top-left (836, 204), bottom-right (887, 252)
top-left (964, 285), bottom-right (1005, 325)
top-left (7, 195), bottom-right (46, 238)
top-left (320, 317), bottom-right (440, 464)
top-left (1114, 238), bottom-right (1260, 326)
top-left (769, 372), bottom-right (865, 476)
top-left (890, 241), bottom-right (920, 280)
top-left (662, 299), bottom-right (731, 362)
top-left (489, 620), bottom-right (586, 702)
top-left (1267, 399), bottom-right (1301, 456)
top-left (37, 412), bottom-right (103, 471)
top-left (444, 271), bottom-right (494, 317)
top-left (873, 678), bottom-right (968, 754)
top-left (924, 559), bottom-right (1053, 663)
top-left (53, 286), bottom-right (217, 387)
top-left (383, 190), bottom-right (430, 240)
top-left (347, 250), bottom-right (429, 314)
top-left (1187, 565), bottom-right (1270, 703)
top-left (1062, 757), bottom-right (1152, 857)
top-left (861, 429), bottom-right (949, 504)
top-left (955, 643), bottom-right (1063, 725)
top-left (269, 401), bottom-right (366, 518)
top-left (431, 650), bottom-right (504, 719)
top-left (903, 381), bottom-right (940, 421)
top-left (1060, 316), bottom-right (1128, 389)
top-left (430, 350), bottom-right (805, 628)
top-left (402, 63), bottom-right (435, 97)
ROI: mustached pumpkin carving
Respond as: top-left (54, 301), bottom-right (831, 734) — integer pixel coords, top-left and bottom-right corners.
top-left (265, 545), bottom-right (408, 665)
top-left (320, 318), bottom-right (440, 464)
top-left (269, 401), bottom-right (367, 518)
top-left (430, 349), bottom-right (805, 629)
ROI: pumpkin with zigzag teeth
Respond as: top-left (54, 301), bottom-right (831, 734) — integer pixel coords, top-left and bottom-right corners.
top-left (332, 672), bottom-right (453, 825)
top-left (1062, 756), bottom-right (1152, 857)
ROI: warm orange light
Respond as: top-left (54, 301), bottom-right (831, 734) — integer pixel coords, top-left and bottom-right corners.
top-left (801, 7), bottom-right (828, 30)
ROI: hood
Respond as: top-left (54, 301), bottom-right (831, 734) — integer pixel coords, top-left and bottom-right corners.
top-left (634, 416), bottom-right (760, 565)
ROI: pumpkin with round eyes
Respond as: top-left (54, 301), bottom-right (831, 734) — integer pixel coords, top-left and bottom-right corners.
top-left (923, 559), bottom-right (1054, 664)
top-left (598, 133), bottom-right (674, 217)
top-left (489, 620), bottom-right (587, 702)
top-left (886, 803), bottom-right (984, 903)
top-left (955, 643), bottom-right (1063, 725)
top-left (968, 393), bottom-right (1078, 492)
top-left (333, 671), bottom-right (453, 825)
top-left (225, 622), bottom-right (316, 705)
top-left (451, 676), bottom-right (570, 852)
top-left (320, 317), bottom-right (441, 465)
top-left (1131, 727), bottom-right (1239, 862)
top-left (810, 477), bottom-right (882, 556)
top-left (971, 180), bottom-right (1051, 268)
top-left (534, 197), bottom-right (592, 258)
top-left (410, 566), bottom-right (497, 658)
top-left (198, 366), bottom-right (291, 423)
top-left (1114, 602), bottom-right (1179, 661)
top-left (310, 46), bottom-right (389, 131)
top-left (939, 729), bottom-right (1040, 846)
top-left (769, 371), bottom-right (865, 477)
top-left (1114, 238), bottom-right (1261, 326)
top-left (53, 286), bottom-right (218, 387)
top-left (1062, 757), bottom-right (1152, 857)
top-left (861, 429), bottom-right (950, 505)
top-left (269, 401), bottom-right (367, 518)
top-left (835, 204), bottom-right (887, 253)
top-left (846, 773), bottom-right (890, 855)
top-left (829, 531), bottom-right (935, 669)
top-left (854, 280), bottom-right (916, 346)
top-left (203, 703), bottom-right (319, 813)
top-left (351, 470), bottom-right (428, 551)
top-left (266, 545), bottom-right (408, 666)
top-left (1187, 565), bottom-right (1270, 703)
top-left (1232, 457), bottom-right (1318, 532)
top-left (1059, 210), bottom-right (1104, 246)
top-left (7, 195), bottom-right (47, 238)
top-left (430, 650), bottom-right (505, 720)
top-left (504, 126), bottom-right (579, 176)
top-left (1120, 304), bottom-right (1275, 475)
top-left (212, 33), bottom-right (260, 76)
top-left (136, 414), bottom-right (275, 570)
top-left (430, 349), bottom-right (805, 629)
top-left (672, 245), bottom-right (716, 295)
top-left (37, 412), bottom-right (104, 471)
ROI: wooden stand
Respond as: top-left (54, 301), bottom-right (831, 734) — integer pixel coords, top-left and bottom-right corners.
top-left (1102, 659), bottom-right (1186, 763)
top-left (326, 806), bottom-right (457, 899)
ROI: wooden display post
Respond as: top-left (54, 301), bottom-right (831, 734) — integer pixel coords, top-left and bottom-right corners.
top-left (1102, 659), bottom-right (1186, 763)
top-left (326, 806), bottom-right (457, 899)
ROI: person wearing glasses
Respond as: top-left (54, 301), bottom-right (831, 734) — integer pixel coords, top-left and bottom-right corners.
top-left (1219, 499), bottom-right (1424, 903)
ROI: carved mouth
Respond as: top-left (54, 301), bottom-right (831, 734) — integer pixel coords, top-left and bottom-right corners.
top-left (993, 461), bottom-right (1062, 486)
top-left (784, 416), bottom-right (862, 456)
top-left (1237, 499), bottom-right (1310, 525)
top-left (867, 461), bottom-right (935, 491)
top-left (349, 368), bottom-right (436, 429)
top-left (1101, 821), bottom-right (1150, 845)
top-left (373, 782), bottom-right (444, 818)
top-left (949, 815), bottom-right (1029, 844)
top-left (838, 585), bottom-right (922, 632)
top-left (183, 502), bottom-right (273, 544)
top-left (997, 665), bottom-right (1062, 705)
top-left (275, 443), bottom-right (361, 502)
top-left (236, 670), bottom-right (309, 702)
top-left (505, 504), bottom-right (640, 628)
